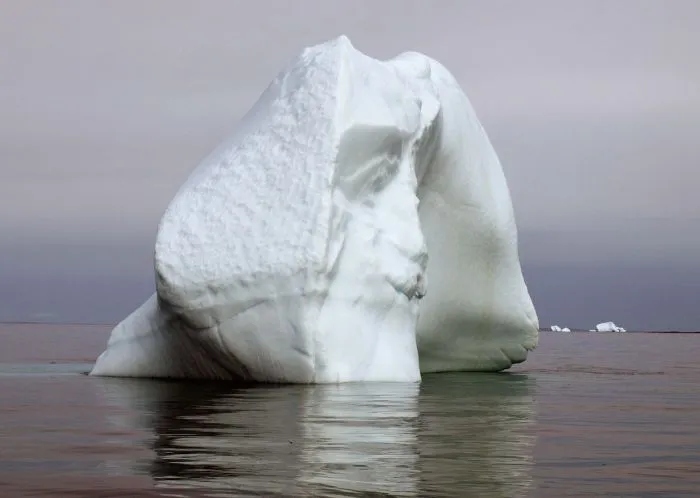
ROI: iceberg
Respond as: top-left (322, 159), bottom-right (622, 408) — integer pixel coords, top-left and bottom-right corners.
top-left (595, 321), bottom-right (626, 333)
top-left (550, 325), bottom-right (571, 333)
top-left (90, 36), bottom-right (538, 383)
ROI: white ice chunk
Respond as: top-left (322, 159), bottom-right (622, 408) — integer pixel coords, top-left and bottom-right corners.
top-left (595, 321), bottom-right (626, 333)
top-left (550, 325), bottom-right (562, 332)
top-left (90, 36), bottom-right (538, 383)
top-left (550, 325), bottom-right (571, 332)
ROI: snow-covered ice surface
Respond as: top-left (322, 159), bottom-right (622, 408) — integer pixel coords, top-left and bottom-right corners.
top-left (90, 36), bottom-right (538, 383)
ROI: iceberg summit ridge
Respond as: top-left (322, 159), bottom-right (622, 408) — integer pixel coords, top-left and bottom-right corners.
top-left (90, 36), bottom-right (539, 383)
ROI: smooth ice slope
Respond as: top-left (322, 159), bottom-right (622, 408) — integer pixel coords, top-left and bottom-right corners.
top-left (91, 36), bottom-right (538, 383)
top-left (407, 58), bottom-right (538, 372)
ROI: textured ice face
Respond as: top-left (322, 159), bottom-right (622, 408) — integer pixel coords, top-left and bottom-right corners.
top-left (93, 37), bottom-right (438, 382)
top-left (90, 36), bottom-right (539, 383)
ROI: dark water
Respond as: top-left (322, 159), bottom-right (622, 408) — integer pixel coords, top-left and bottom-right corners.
top-left (1, 325), bottom-right (698, 497)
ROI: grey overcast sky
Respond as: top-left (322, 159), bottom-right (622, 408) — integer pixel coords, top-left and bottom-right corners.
top-left (1, 1), bottom-right (698, 330)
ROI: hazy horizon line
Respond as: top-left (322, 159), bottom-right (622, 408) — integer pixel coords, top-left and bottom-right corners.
top-left (1, 320), bottom-right (697, 334)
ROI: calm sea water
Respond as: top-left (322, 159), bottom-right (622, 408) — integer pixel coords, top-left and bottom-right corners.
top-left (0, 324), bottom-right (698, 497)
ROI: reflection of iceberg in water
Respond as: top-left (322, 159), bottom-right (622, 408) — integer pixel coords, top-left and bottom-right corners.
top-left (418, 373), bottom-right (536, 497)
top-left (96, 379), bottom-right (307, 495)
top-left (296, 383), bottom-right (420, 496)
top-left (94, 373), bottom-right (534, 496)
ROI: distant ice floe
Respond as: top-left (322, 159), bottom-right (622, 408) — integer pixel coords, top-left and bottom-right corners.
top-left (550, 322), bottom-right (627, 333)
top-left (550, 325), bottom-right (571, 333)
top-left (594, 321), bottom-right (626, 333)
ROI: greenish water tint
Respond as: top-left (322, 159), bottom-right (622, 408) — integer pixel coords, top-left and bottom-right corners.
top-left (0, 325), bottom-right (698, 497)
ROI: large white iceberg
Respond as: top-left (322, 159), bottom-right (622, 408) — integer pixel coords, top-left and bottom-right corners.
top-left (90, 36), bottom-right (538, 383)
top-left (595, 321), bottom-right (626, 333)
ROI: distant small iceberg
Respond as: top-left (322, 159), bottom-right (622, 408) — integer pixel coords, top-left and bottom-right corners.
top-left (594, 321), bottom-right (626, 333)
top-left (549, 322), bottom-right (628, 333)
top-left (550, 325), bottom-right (572, 333)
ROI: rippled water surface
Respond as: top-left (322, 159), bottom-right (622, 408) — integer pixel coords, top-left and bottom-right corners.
top-left (1, 324), bottom-right (698, 497)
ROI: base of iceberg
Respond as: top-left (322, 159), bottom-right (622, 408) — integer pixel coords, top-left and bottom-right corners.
top-left (90, 36), bottom-right (538, 383)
